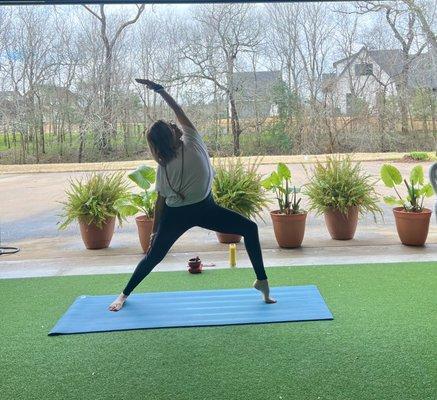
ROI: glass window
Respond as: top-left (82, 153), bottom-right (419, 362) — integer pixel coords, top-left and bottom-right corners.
top-left (354, 63), bottom-right (373, 76)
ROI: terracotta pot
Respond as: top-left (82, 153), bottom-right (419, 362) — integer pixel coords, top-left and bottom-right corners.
top-left (215, 232), bottom-right (242, 244)
top-left (270, 210), bottom-right (307, 248)
top-left (324, 206), bottom-right (359, 240)
top-left (78, 216), bottom-right (115, 250)
top-left (135, 215), bottom-right (154, 253)
top-left (188, 256), bottom-right (202, 274)
top-left (393, 207), bottom-right (432, 246)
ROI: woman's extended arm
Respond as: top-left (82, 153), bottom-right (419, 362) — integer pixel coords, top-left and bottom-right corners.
top-left (135, 79), bottom-right (195, 131)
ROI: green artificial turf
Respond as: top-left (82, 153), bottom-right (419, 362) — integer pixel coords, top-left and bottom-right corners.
top-left (1, 262), bottom-right (436, 400)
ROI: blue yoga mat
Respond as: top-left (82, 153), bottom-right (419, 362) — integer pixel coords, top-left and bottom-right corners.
top-left (49, 285), bottom-right (333, 335)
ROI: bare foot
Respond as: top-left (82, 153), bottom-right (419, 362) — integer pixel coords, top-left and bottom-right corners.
top-left (108, 293), bottom-right (128, 312)
top-left (253, 279), bottom-right (277, 304)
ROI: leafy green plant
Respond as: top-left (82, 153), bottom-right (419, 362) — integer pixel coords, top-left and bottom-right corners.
top-left (261, 162), bottom-right (304, 214)
top-left (212, 157), bottom-right (269, 220)
top-left (58, 171), bottom-right (131, 230)
top-left (380, 164), bottom-right (434, 212)
top-left (407, 151), bottom-right (430, 161)
top-left (303, 155), bottom-right (381, 217)
top-left (114, 165), bottom-right (157, 219)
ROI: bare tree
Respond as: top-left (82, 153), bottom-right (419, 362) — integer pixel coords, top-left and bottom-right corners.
top-left (0, 3), bottom-right (434, 163)
top-left (402, 0), bottom-right (437, 53)
top-left (297, 3), bottom-right (334, 104)
top-left (182, 4), bottom-right (263, 156)
top-left (266, 3), bottom-right (303, 96)
top-left (356, 1), bottom-right (427, 133)
top-left (402, 0), bottom-right (436, 150)
top-left (132, 10), bottom-right (185, 133)
top-left (296, 3), bottom-right (335, 152)
top-left (1, 7), bottom-right (59, 163)
top-left (266, 3), bottom-right (305, 151)
top-left (82, 4), bottom-right (145, 153)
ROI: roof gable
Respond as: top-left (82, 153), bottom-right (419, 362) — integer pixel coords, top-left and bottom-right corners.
top-left (334, 47), bottom-right (436, 89)
top-left (233, 70), bottom-right (282, 99)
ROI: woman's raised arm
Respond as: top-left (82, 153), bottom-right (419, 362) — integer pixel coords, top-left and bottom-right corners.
top-left (135, 79), bottom-right (195, 131)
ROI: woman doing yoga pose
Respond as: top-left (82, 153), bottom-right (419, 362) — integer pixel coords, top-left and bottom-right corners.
top-left (109, 79), bottom-right (276, 311)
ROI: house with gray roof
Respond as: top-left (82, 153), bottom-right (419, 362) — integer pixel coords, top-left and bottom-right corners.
top-left (322, 46), bottom-right (436, 115)
top-left (232, 70), bottom-right (282, 119)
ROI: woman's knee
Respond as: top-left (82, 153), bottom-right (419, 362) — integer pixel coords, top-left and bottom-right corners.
top-left (243, 220), bottom-right (258, 236)
top-left (140, 245), bottom-right (166, 268)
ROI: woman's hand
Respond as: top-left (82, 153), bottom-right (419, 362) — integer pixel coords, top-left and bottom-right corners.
top-left (135, 78), bottom-right (163, 92)
top-left (136, 79), bottom-right (195, 131)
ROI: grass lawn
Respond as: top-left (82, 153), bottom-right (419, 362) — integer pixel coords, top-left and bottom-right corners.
top-left (1, 262), bottom-right (436, 400)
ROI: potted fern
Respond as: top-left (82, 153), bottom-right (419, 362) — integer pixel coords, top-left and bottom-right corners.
top-left (262, 163), bottom-right (307, 248)
top-left (212, 157), bottom-right (269, 243)
top-left (380, 164), bottom-right (433, 246)
top-left (58, 172), bottom-right (130, 249)
top-left (304, 156), bottom-right (381, 240)
top-left (114, 165), bottom-right (157, 253)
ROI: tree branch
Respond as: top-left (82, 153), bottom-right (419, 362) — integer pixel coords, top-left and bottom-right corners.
top-left (82, 5), bottom-right (102, 21)
top-left (111, 4), bottom-right (146, 48)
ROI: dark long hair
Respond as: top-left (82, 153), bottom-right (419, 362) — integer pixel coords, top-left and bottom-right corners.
top-left (146, 120), bottom-right (181, 166)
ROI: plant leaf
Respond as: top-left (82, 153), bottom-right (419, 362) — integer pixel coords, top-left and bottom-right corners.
top-left (410, 165), bottom-right (424, 185)
top-left (261, 176), bottom-right (273, 190)
top-left (113, 197), bottom-right (139, 217)
top-left (277, 162), bottom-right (291, 180)
top-left (128, 165), bottom-right (156, 190)
top-left (271, 171), bottom-right (281, 186)
top-left (383, 196), bottom-right (403, 206)
top-left (380, 164), bottom-right (402, 188)
top-left (131, 194), bottom-right (145, 207)
top-left (420, 183), bottom-right (434, 197)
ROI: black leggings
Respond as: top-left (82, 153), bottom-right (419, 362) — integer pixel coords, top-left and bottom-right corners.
top-left (122, 192), bottom-right (268, 296)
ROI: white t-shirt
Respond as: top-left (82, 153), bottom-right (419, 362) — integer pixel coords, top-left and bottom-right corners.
top-left (155, 125), bottom-right (215, 207)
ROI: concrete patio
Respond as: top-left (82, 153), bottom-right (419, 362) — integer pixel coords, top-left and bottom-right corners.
top-left (0, 157), bottom-right (436, 280)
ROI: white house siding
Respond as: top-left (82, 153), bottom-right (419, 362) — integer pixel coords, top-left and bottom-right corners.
top-left (332, 50), bottom-right (397, 114)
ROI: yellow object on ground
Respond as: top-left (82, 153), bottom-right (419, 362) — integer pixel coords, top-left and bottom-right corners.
top-left (229, 244), bottom-right (237, 268)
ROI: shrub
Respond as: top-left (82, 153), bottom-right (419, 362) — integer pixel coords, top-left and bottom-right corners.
top-left (203, 126), bottom-right (294, 156)
top-left (58, 171), bottom-right (130, 229)
top-left (407, 151), bottom-right (430, 161)
top-left (380, 164), bottom-right (434, 212)
top-left (212, 157), bottom-right (269, 220)
top-left (303, 155), bottom-right (381, 217)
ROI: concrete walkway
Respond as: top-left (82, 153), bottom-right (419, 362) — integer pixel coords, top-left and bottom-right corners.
top-left (0, 152), bottom-right (426, 174)
top-left (0, 158), bottom-right (436, 280)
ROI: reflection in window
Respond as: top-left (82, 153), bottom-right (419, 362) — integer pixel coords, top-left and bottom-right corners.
top-left (354, 63), bottom-right (373, 76)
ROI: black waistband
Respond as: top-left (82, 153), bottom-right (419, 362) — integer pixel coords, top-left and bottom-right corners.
top-left (165, 191), bottom-right (214, 211)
